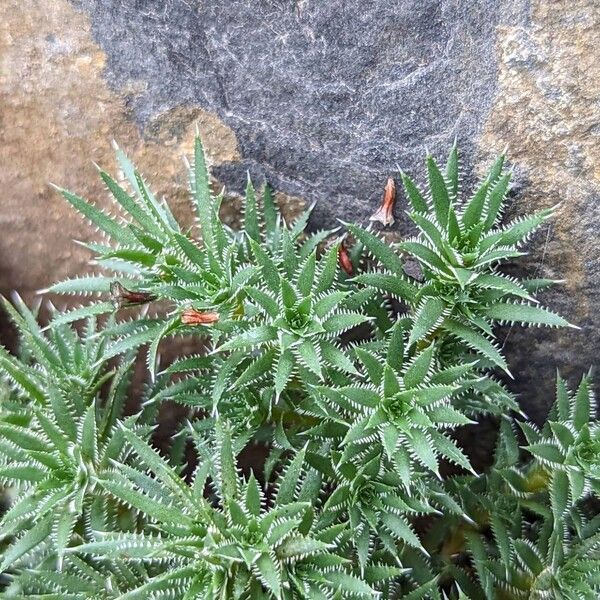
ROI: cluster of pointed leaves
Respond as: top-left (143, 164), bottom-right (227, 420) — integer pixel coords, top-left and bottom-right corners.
top-left (69, 423), bottom-right (394, 600)
top-left (48, 137), bottom-right (333, 377)
top-left (314, 319), bottom-right (478, 481)
top-left (407, 376), bottom-right (600, 600)
top-left (0, 297), bottom-right (141, 575)
top-left (218, 240), bottom-right (369, 399)
top-left (348, 144), bottom-right (572, 376)
top-left (0, 140), bottom-right (596, 599)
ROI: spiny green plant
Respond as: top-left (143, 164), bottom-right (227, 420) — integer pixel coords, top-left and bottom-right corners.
top-left (347, 146), bottom-right (571, 375)
top-left (416, 377), bottom-right (600, 600)
top-left (217, 241), bottom-right (369, 398)
top-left (0, 138), bottom-right (597, 599)
top-left (73, 423), bottom-right (388, 599)
top-left (48, 138), bottom-right (330, 377)
top-left (314, 320), bottom-right (478, 480)
top-left (0, 298), bottom-right (140, 573)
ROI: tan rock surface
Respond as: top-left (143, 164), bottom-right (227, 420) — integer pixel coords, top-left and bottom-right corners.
top-left (480, 0), bottom-right (600, 418)
top-left (0, 0), bottom-right (241, 304)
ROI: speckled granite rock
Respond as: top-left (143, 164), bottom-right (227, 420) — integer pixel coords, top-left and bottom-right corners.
top-left (1, 0), bottom-right (599, 421)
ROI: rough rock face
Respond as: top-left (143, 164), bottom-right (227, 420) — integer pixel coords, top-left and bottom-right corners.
top-left (1, 0), bottom-right (599, 419)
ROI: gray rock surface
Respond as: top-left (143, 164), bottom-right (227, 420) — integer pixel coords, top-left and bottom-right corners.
top-left (74, 0), bottom-right (529, 228)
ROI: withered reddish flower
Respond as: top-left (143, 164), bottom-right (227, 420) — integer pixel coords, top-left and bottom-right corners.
top-left (369, 177), bottom-right (396, 226)
top-left (110, 282), bottom-right (155, 308)
top-left (338, 242), bottom-right (354, 276)
top-left (181, 308), bottom-right (220, 326)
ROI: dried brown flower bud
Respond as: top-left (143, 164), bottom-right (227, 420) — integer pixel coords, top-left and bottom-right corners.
top-left (110, 282), bottom-right (155, 308)
top-left (369, 177), bottom-right (396, 226)
top-left (338, 242), bottom-right (354, 276)
top-left (181, 308), bottom-right (220, 326)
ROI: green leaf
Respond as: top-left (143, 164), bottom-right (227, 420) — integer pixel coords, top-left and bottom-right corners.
top-left (408, 297), bottom-right (447, 347)
top-left (99, 169), bottom-right (158, 233)
top-left (193, 136), bottom-right (214, 247)
top-left (403, 344), bottom-right (435, 389)
top-left (0, 515), bottom-right (52, 571)
top-left (383, 364), bottom-right (401, 397)
top-left (550, 469), bottom-right (570, 521)
top-left (400, 171), bottom-right (428, 213)
top-left (355, 348), bottom-right (384, 385)
top-left (104, 322), bottom-right (165, 360)
top-left (245, 474), bottom-right (262, 516)
top-left (256, 553), bottom-right (281, 596)
top-left (0, 423), bottom-right (46, 453)
top-left (297, 339), bottom-right (322, 378)
top-left (408, 212), bottom-right (447, 255)
top-left (80, 404), bottom-right (97, 462)
top-left (445, 143), bottom-right (459, 199)
top-left (549, 421), bottom-right (574, 449)
top-left (321, 341), bottom-right (357, 375)
top-left (393, 446), bottom-right (412, 490)
top-left (57, 188), bottom-right (137, 246)
top-left (526, 443), bottom-right (564, 464)
top-left (244, 177), bottom-right (260, 243)
top-left (498, 208), bottom-right (554, 246)
top-left (218, 326), bottom-right (278, 351)
top-left (427, 155), bottom-right (451, 228)
top-left (55, 508), bottom-right (78, 565)
top-left (401, 579), bottom-right (439, 600)
top-left (554, 375), bottom-right (571, 421)
top-left (216, 420), bottom-right (238, 501)
top-left (443, 319), bottom-right (508, 372)
top-left (428, 406), bottom-right (474, 425)
top-left (386, 319), bottom-right (406, 371)
top-left (572, 375), bottom-right (592, 429)
top-left (49, 302), bottom-right (115, 327)
top-left (47, 275), bottom-right (120, 295)
top-left (276, 446), bottom-right (306, 505)
top-left (513, 539), bottom-right (544, 574)
top-left (0, 346), bottom-right (45, 403)
top-left (399, 242), bottom-right (452, 276)
top-left (0, 464), bottom-right (47, 482)
top-left (462, 181), bottom-right (489, 231)
top-left (363, 564), bottom-right (407, 584)
top-left (246, 287), bottom-right (279, 317)
top-left (474, 248), bottom-right (524, 268)
top-left (321, 571), bottom-right (375, 597)
top-left (380, 512), bottom-right (424, 552)
top-left (298, 252), bottom-right (317, 296)
top-left (473, 273), bottom-right (534, 301)
top-left (120, 144), bottom-right (178, 231)
top-left (353, 272), bottom-right (417, 303)
top-left (278, 536), bottom-right (330, 559)
top-left (490, 513), bottom-right (512, 569)
top-left (233, 350), bottom-right (276, 388)
top-left (482, 302), bottom-right (571, 328)
top-left (315, 244), bottom-right (339, 294)
top-left (275, 350), bottom-right (295, 398)
top-left (262, 185), bottom-right (277, 236)
top-left (322, 312), bottom-right (369, 334)
top-left (250, 239), bottom-right (280, 292)
top-left (407, 429), bottom-right (439, 475)
top-left (483, 172), bottom-right (511, 230)
top-left (122, 429), bottom-right (193, 502)
top-left (147, 317), bottom-right (180, 380)
top-left (174, 233), bottom-right (205, 267)
top-left (346, 224), bottom-right (405, 274)
top-left (381, 423), bottom-right (400, 460)
top-left (430, 431), bottom-right (474, 473)
top-left (487, 153), bottom-right (506, 184)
